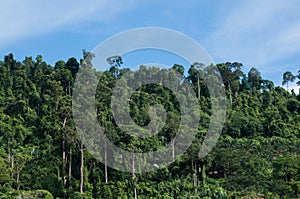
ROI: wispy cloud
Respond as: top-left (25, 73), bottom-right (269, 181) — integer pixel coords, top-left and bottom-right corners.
top-left (0, 0), bottom-right (137, 47)
top-left (206, 0), bottom-right (300, 76)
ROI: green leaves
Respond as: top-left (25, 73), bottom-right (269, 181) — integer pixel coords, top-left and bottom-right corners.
top-left (0, 52), bottom-right (299, 198)
top-left (282, 71), bottom-right (296, 90)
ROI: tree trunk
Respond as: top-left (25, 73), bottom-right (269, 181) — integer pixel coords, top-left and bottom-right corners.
top-left (193, 160), bottom-right (197, 195)
top-left (11, 155), bottom-right (14, 178)
top-left (105, 140), bottom-right (108, 184)
top-left (171, 137), bottom-right (175, 161)
top-left (197, 77), bottom-right (200, 99)
top-left (62, 117), bottom-right (67, 187)
top-left (132, 155), bottom-right (137, 199)
top-left (62, 140), bottom-right (66, 186)
top-left (16, 166), bottom-right (20, 190)
top-left (80, 143), bottom-right (84, 194)
top-left (202, 164), bottom-right (206, 185)
top-left (68, 147), bottom-right (72, 186)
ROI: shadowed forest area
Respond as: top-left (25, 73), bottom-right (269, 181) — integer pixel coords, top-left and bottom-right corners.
top-left (0, 52), bottom-right (300, 198)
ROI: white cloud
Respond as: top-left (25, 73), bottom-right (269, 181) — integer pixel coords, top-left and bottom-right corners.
top-left (206, 0), bottom-right (300, 75)
top-left (0, 0), bottom-right (137, 47)
top-left (285, 83), bottom-right (300, 95)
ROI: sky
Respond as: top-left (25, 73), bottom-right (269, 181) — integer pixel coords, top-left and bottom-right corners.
top-left (1, 0), bottom-right (300, 93)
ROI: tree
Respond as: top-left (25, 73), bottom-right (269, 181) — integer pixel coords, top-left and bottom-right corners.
top-left (282, 71), bottom-right (295, 91)
top-left (188, 62), bottom-right (204, 99)
top-left (12, 146), bottom-right (34, 190)
top-left (217, 62), bottom-right (243, 105)
top-left (65, 57), bottom-right (80, 78)
top-left (1, 52), bottom-right (300, 198)
top-left (261, 79), bottom-right (274, 91)
top-left (0, 148), bottom-right (10, 185)
top-left (172, 64), bottom-right (184, 75)
top-left (107, 55), bottom-right (123, 78)
top-left (296, 70), bottom-right (300, 85)
top-left (73, 50), bottom-right (97, 195)
top-left (248, 67), bottom-right (262, 93)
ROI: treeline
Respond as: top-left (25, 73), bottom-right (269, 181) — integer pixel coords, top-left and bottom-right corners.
top-left (0, 52), bottom-right (300, 198)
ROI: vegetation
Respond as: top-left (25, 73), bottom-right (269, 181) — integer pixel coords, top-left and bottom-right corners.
top-left (0, 52), bottom-right (299, 198)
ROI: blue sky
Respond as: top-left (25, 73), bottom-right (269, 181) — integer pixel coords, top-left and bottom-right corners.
top-left (1, 0), bottom-right (300, 93)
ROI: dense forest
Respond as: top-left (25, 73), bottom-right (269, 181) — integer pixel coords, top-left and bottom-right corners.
top-left (0, 51), bottom-right (300, 199)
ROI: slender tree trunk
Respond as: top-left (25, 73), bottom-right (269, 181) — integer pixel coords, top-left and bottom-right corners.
top-left (62, 117), bottom-right (67, 186)
top-left (202, 164), bottom-right (206, 185)
top-left (197, 77), bottom-right (200, 99)
top-left (134, 181), bottom-right (137, 199)
top-left (68, 147), bottom-right (72, 186)
top-left (62, 140), bottom-right (66, 186)
top-left (80, 143), bottom-right (84, 194)
top-left (105, 140), bottom-right (108, 184)
top-left (193, 160), bottom-right (197, 194)
top-left (11, 155), bottom-right (14, 178)
top-left (171, 137), bottom-right (175, 161)
top-left (132, 155), bottom-right (137, 199)
top-left (16, 166), bottom-right (20, 190)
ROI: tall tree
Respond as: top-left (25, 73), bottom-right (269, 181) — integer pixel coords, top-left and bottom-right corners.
top-left (73, 49), bottom-right (97, 195)
top-left (188, 62), bottom-right (204, 99)
top-left (107, 55), bottom-right (123, 78)
top-left (248, 67), bottom-right (262, 94)
top-left (217, 62), bottom-right (243, 105)
top-left (65, 57), bottom-right (80, 78)
top-left (282, 71), bottom-right (295, 91)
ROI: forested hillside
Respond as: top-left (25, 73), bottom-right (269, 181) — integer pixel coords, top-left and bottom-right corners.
top-left (0, 52), bottom-right (300, 198)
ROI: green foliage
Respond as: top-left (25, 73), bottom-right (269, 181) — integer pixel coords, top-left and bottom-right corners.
top-left (0, 190), bottom-right (53, 199)
top-left (0, 53), bottom-right (299, 198)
